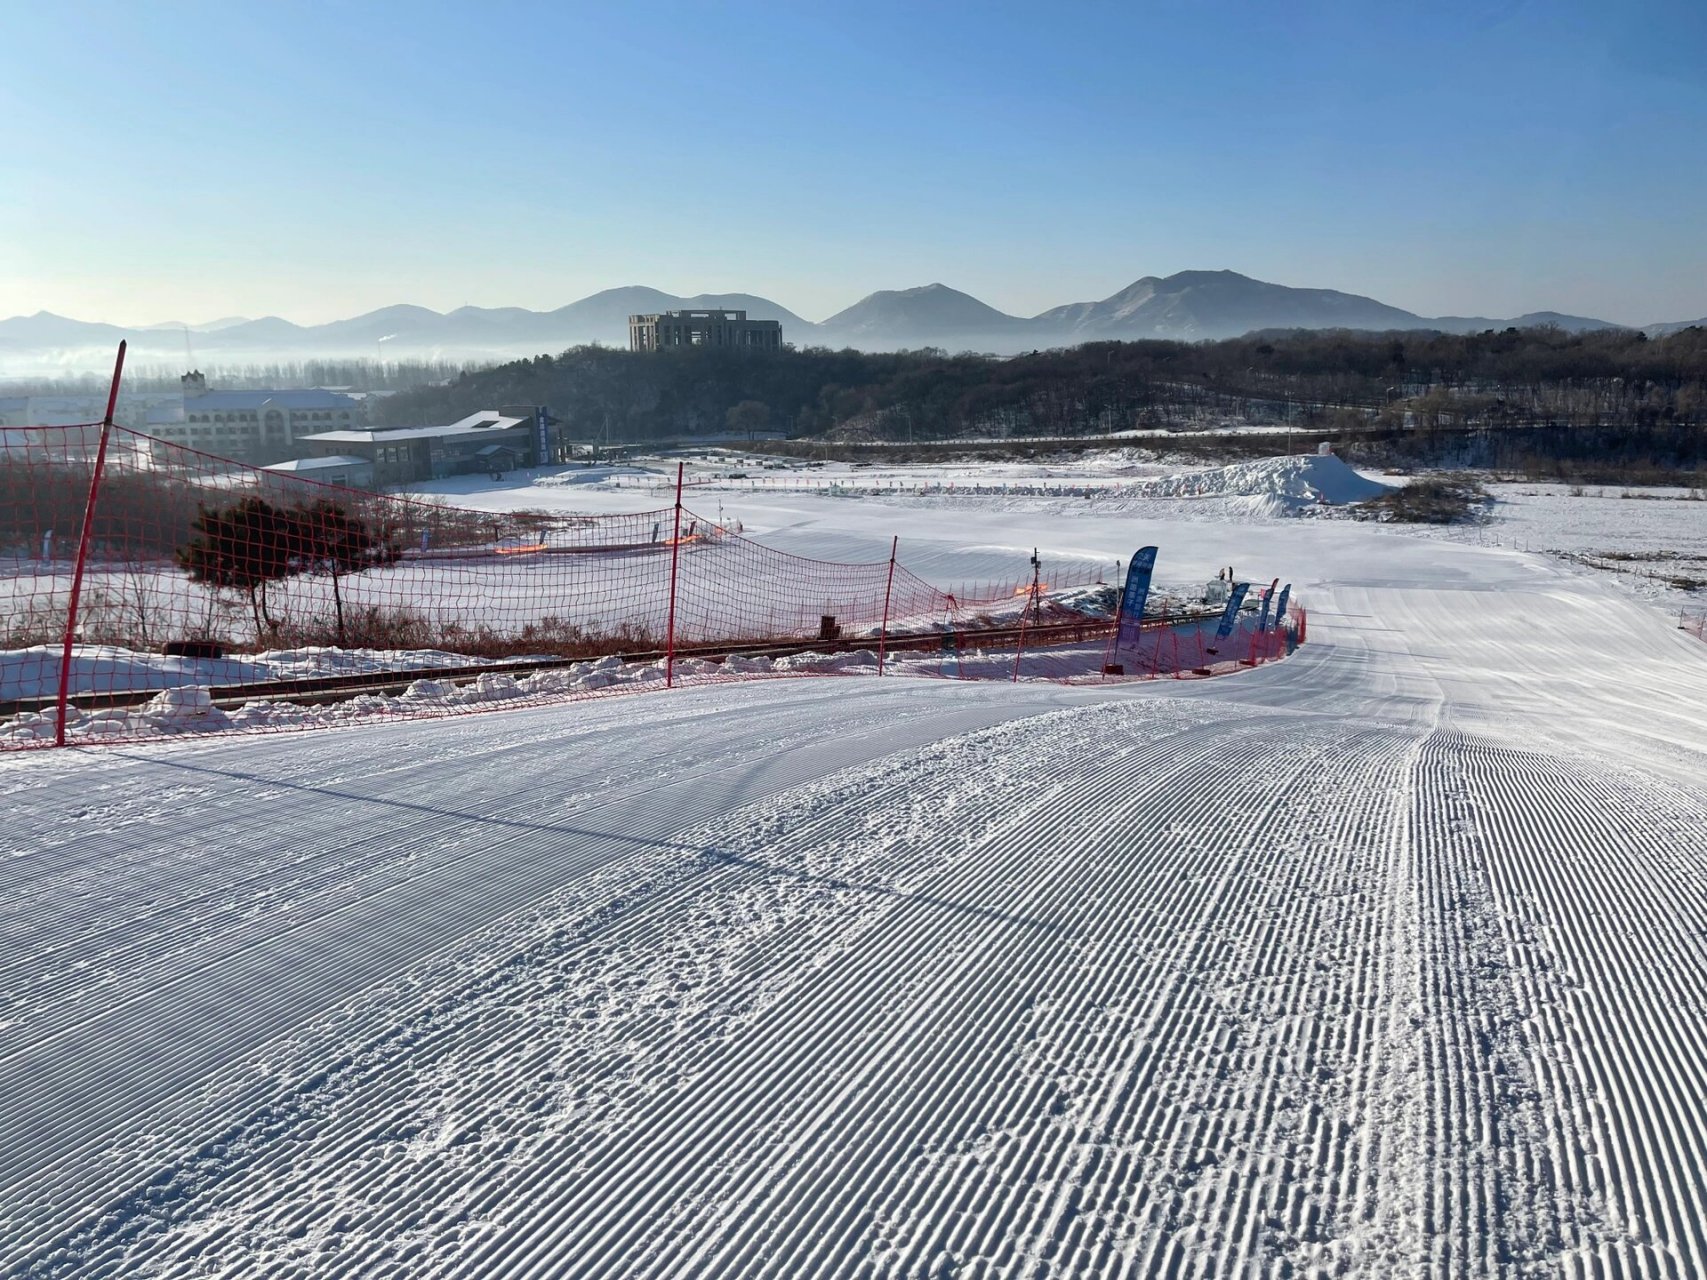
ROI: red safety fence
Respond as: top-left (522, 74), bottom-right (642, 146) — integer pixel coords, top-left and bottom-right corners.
top-left (914, 603), bottom-right (1301, 685)
top-left (1, 375), bottom-right (1302, 750)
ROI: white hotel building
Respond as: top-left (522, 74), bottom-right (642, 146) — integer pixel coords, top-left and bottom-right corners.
top-left (143, 372), bottom-right (363, 465)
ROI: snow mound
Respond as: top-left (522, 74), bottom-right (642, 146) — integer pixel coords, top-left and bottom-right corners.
top-left (1136, 455), bottom-right (1392, 508)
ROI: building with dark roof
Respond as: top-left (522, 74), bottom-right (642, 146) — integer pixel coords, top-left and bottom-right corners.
top-left (296, 407), bottom-right (560, 486)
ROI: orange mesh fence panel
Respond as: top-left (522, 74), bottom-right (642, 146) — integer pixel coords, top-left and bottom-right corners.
top-left (0, 422), bottom-right (1300, 749)
top-left (0, 427), bottom-right (1067, 746)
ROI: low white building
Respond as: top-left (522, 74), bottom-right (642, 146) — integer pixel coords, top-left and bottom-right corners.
top-left (297, 407), bottom-right (558, 485)
top-left (259, 454), bottom-right (375, 493)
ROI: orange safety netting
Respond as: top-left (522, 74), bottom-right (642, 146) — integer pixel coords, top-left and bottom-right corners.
top-left (0, 420), bottom-right (1299, 749)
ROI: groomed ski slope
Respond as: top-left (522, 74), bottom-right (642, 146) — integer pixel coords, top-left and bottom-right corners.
top-left (3, 530), bottom-right (1706, 1278)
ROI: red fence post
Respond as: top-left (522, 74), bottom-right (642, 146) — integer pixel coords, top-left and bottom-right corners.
top-left (665, 461), bottom-right (683, 688)
top-left (1010, 548), bottom-right (1040, 683)
top-left (1010, 596), bottom-right (1029, 685)
top-left (877, 535), bottom-right (897, 676)
top-left (54, 341), bottom-right (126, 747)
top-left (1102, 576), bottom-right (1125, 680)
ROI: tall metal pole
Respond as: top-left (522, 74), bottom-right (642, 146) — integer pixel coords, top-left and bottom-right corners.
top-left (664, 461), bottom-right (684, 688)
top-left (55, 341), bottom-right (126, 747)
top-left (877, 536), bottom-right (898, 676)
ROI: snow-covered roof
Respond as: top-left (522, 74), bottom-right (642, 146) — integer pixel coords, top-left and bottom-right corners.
top-left (262, 455), bottom-right (372, 473)
top-left (300, 412), bottom-right (529, 444)
top-left (188, 389), bottom-right (359, 411)
top-left (445, 410), bottom-right (531, 431)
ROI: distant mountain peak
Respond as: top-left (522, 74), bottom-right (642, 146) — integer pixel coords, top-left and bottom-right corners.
top-left (0, 273), bottom-right (1669, 376)
top-left (1158, 268), bottom-right (1242, 283)
top-left (818, 283), bottom-right (1026, 341)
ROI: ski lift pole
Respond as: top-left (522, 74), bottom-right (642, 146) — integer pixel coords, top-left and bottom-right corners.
top-left (665, 461), bottom-right (683, 688)
top-left (55, 340), bottom-right (126, 747)
top-left (877, 536), bottom-right (898, 676)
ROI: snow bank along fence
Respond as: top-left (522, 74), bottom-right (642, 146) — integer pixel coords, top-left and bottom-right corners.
top-left (0, 353), bottom-right (1301, 748)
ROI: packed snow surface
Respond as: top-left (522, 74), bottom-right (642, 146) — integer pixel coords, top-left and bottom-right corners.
top-left (4, 487), bottom-right (1707, 1277)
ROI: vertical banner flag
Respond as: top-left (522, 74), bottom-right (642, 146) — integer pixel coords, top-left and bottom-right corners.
top-left (1274, 584), bottom-right (1291, 628)
top-left (1257, 577), bottom-right (1279, 632)
top-left (535, 406), bottom-right (550, 465)
top-left (1116, 546), bottom-right (1159, 652)
top-left (1215, 582), bottom-right (1250, 640)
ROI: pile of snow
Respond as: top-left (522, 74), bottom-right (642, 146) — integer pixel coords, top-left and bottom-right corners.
top-left (659, 453), bottom-right (1391, 521)
top-left (1129, 454), bottom-right (1392, 508)
top-left (1051, 584), bottom-right (1120, 618)
top-left (4, 685), bottom-right (235, 743)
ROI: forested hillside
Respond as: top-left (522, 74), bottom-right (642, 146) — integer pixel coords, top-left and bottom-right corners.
top-left (374, 327), bottom-right (1707, 475)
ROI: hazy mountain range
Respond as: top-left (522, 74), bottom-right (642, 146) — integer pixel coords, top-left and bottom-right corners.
top-left (3, 270), bottom-right (1701, 378)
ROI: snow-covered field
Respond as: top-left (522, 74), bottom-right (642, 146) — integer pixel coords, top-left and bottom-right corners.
top-left (4, 453), bottom-right (1707, 1277)
top-left (1406, 481), bottom-right (1707, 616)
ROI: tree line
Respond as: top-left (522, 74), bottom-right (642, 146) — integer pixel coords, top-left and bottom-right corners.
top-left (6, 357), bottom-right (467, 397)
top-left (370, 326), bottom-right (1707, 456)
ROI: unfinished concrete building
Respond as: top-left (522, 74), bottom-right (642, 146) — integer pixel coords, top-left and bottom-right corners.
top-left (628, 309), bottom-right (782, 352)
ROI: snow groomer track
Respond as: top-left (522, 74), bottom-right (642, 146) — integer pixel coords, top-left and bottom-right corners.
top-left (4, 530), bottom-right (1707, 1278)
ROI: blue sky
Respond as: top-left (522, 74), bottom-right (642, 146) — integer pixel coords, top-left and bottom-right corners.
top-left (4, 0), bottom-right (1704, 326)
